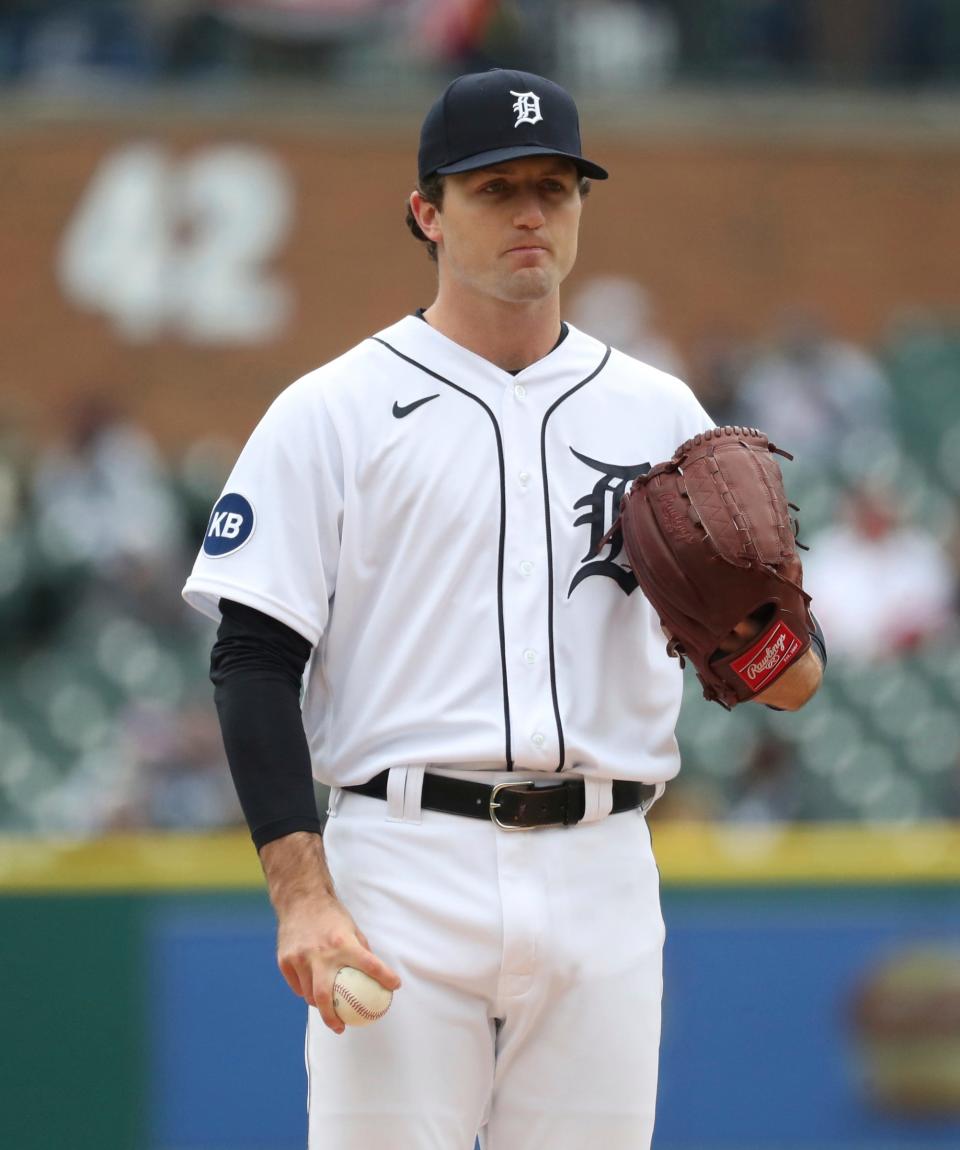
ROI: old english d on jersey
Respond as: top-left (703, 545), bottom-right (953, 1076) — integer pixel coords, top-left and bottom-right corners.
top-left (183, 316), bottom-right (712, 787)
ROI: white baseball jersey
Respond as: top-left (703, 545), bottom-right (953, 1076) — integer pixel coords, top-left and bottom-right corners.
top-left (183, 316), bottom-right (712, 787)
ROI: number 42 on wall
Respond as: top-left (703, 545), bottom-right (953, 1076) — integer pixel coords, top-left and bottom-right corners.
top-left (57, 143), bottom-right (295, 345)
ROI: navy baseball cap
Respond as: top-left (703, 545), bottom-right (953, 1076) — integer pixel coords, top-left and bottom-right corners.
top-left (418, 68), bottom-right (608, 183)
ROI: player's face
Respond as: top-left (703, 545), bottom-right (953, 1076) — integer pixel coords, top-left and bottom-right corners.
top-left (431, 157), bottom-right (583, 304)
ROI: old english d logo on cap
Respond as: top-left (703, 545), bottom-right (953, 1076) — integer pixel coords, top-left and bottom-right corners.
top-left (510, 90), bottom-right (543, 127)
top-left (418, 68), bottom-right (608, 182)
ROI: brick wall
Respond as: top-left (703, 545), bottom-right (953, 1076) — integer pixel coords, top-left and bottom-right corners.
top-left (3, 122), bottom-right (958, 448)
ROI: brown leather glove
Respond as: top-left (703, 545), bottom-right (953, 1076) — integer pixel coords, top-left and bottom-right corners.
top-left (619, 426), bottom-right (814, 709)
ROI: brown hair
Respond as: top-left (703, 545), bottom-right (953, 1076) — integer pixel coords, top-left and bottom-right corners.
top-left (405, 172), bottom-right (592, 263)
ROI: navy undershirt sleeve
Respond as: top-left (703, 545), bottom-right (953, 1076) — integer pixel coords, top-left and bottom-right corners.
top-left (810, 610), bottom-right (828, 668)
top-left (210, 598), bottom-right (321, 850)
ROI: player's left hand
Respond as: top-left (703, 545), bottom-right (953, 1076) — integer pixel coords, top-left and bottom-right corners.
top-left (715, 614), bottom-right (823, 709)
top-left (618, 426), bottom-right (819, 709)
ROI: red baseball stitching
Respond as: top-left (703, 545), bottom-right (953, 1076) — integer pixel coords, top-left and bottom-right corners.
top-left (334, 980), bottom-right (387, 1021)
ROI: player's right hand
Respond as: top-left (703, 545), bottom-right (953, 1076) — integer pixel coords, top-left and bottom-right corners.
top-left (276, 895), bottom-right (402, 1034)
top-left (259, 831), bottom-right (401, 1034)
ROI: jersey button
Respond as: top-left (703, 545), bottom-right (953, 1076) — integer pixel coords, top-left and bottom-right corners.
top-left (531, 732), bottom-right (545, 747)
top-left (518, 470), bottom-right (530, 487)
top-left (519, 560), bottom-right (534, 576)
top-left (523, 648), bottom-right (537, 664)
top-left (514, 383), bottom-right (526, 399)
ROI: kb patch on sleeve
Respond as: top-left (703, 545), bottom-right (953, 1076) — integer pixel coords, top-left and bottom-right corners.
top-left (204, 493), bottom-right (256, 557)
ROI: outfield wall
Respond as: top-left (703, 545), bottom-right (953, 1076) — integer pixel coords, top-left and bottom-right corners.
top-left (2, 826), bottom-right (959, 1150)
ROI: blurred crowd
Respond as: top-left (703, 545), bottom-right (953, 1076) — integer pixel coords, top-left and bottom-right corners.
top-left (570, 279), bottom-right (960, 825)
top-left (0, 393), bottom-right (242, 837)
top-left (2, 0), bottom-right (959, 92)
top-left (2, 287), bottom-right (960, 836)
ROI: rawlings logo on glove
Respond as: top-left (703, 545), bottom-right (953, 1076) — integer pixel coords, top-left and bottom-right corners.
top-left (731, 621), bottom-right (802, 689)
top-left (617, 426), bottom-right (814, 709)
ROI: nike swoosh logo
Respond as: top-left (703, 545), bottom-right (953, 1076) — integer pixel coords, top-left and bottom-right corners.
top-left (392, 394), bottom-right (439, 419)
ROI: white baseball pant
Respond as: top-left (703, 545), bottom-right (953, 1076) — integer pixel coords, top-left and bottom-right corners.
top-left (306, 766), bottom-right (665, 1150)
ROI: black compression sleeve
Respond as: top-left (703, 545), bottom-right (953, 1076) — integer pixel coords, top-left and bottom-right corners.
top-left (210, 598), bottom-right (321, 850)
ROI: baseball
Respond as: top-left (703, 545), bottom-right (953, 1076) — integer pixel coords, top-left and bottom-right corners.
top-left (332, 966), bottom-right (393, 1027)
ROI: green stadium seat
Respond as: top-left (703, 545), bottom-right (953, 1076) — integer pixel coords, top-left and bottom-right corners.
top-left (865, 675), bottom-right (935, 742)
top-left (44, 680), bottom-right (112, 755)
top-left (850, 770), bottom-right (927, 824)
top-left (827, 742), bottom-right (902, 813)
top-left (782, 466), bottom-right (843, 537)
top-left (0, 730), bottom-right (60, 830)
top-left (937, 418), bottom-right (960, 493)
top-left (793, 702), bottom-right (866, 778)
top-left (900, 707), bottom-right (960, 776)
top-left (95, 616), bottom-right (186, 705)
top-left (828, 659), bottom-right (909, 713)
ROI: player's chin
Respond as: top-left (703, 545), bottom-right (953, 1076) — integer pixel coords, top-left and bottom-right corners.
top-left (500, 267), bottom-right (557, 301)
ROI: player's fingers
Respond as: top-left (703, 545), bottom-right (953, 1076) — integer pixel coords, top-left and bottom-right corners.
top-left (312, 973), bottom-right (346, 1035)
top-left (348, 945), bottom-right (402, 992)
top-left (280, 952), bottom-right (327, 1012)
top-left (278, 953), bottom-right (306, 999)
top-left (715, 613), bottom-right (766, 656)
top-left (347, 924), bottom-right (400, 989)
top-left (352, 926), bottom-right (402, 989)
top-left (284, 956), bottom-right (346, 1036)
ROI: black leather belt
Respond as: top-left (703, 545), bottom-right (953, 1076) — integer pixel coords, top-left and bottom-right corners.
top-left (343, 770), bottom-right (656, 830)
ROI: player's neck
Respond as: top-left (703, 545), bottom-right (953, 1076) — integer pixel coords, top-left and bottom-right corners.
top-left (422, 293), bottom-right (563, 374)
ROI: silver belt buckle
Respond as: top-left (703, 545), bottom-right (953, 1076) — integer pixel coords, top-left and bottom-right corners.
top-left (489, 781), bottom-right (566, 831)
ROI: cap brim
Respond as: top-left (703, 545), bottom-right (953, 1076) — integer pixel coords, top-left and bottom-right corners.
top-left (434, 145), bottom-right (608, 180)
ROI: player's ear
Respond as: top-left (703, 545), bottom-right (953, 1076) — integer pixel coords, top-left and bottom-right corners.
top-left (410, 191), bottom-right (442, 246)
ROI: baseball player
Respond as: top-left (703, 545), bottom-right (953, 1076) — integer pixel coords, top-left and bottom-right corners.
top-left (183, 69), bottom-right (824, 1150)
